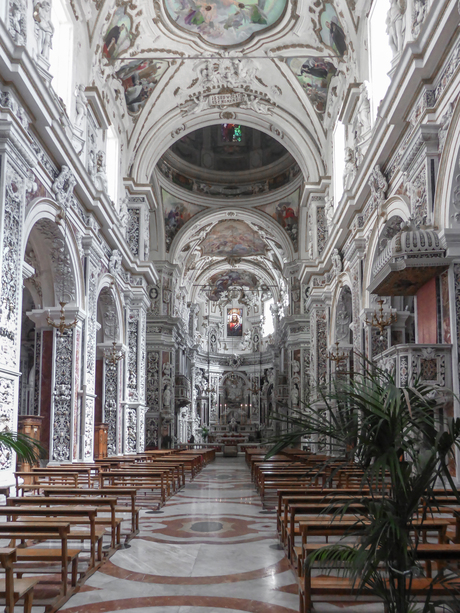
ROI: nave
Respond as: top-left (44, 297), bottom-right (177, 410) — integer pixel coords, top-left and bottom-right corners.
top-left (55, 457), bottom-right (384, 613)
top-left (60, 456), bottom-right (300, 613)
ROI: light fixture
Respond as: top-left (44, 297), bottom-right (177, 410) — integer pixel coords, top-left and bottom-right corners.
top-left (328, 341), bottom-right (348, 364)
top-left (47, 204), bottom-right (77, 334)
top-left (365, 299), bottom-right (397, 341)
top-left (106, 341), bottom-right (124, 366)
top-left (47, 300), bottom-right (78, 335)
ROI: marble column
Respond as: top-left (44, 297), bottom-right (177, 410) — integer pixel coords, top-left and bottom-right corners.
top-left (80, 237), bottom-right (102, 461)
top-left (125, 293), bottom-right (148, 453)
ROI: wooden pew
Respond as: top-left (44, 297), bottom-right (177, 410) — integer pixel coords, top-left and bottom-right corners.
top-left (0, 548), bottom-right (38, 613)
top-left (39, 487), bottom-right (140, 534)
top-left (98, 470), bottom-right (167, 504)
top-left (299, 542), bottom-right (460, 613)
top-left (0, 522), bottom-right (70, 595)
top-left (0, 506), bottom-right (99, 568)
top-left (7, 496), bottom-right (121, 548)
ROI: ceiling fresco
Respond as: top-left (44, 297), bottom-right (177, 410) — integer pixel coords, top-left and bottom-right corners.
top-left (102, 6), bottom-right (137, 61)
top-left (115, 60), bottom-right (169, 115)
top-left (163, 0), bottom-right (288, 47)
top-left (199, 220), bottom-right (266, 257)
top-left (287, 57), bottom-right (337, 117)
top-left (163, 189), bottom-right (207, 252)
top-left (318, 2), bottom-right (347, 57)
top-left (256, 188), bottom-right (299, 251)
top-left (207, 269), bottom-right (259, 300)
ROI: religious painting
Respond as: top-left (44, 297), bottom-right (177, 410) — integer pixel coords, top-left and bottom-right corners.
top-left (318, 3), bottom-right (347, 58)
top-left (208, 269), bottom-right (258, 301)
top-left (162, 189), bottom-right (207, 252)
top-left (199, 220), bottom-right (266, 257)
top-left (227, 307), bottom-right (243, 337)
top-left (115, 60), bottom-right (169, 115)
top-left (286, 57), bottom-right (336, 116)
top-left (256, 189), bottom-right (300, 251)
top-left (102, 7), bottom-right (135, 61)
top-left (163, 0), bottom-right (288, 47)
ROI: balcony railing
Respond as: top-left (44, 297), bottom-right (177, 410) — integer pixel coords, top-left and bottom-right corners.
top-left (375, 344), bottom-right (452, 389)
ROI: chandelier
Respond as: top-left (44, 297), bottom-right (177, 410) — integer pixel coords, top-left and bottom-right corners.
top-left (47, 300), bottom-right (78, 335)
top-left (106, 341), bottom-right (124, 366)
top-left (365, 299), bottom-right (397, 341)
top-left (47, 205), bottom-right (77, 334)
top-left (328, 341), bottom-right (348, 364)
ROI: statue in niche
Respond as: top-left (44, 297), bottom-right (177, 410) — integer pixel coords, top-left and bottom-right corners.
top-left (33, 1), bottom-right (54, 60)
top-left (336, 287), bottom-right (352, 342)
top-left (386, 0), bottom-right (406, 57)
top-left (332, 249), bottom-right (343, 275)
top-left (162, 385), bottom-right (171, 408)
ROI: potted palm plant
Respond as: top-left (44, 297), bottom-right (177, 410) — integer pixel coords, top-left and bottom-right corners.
top-left (267, 360), bottom-right (460, 613)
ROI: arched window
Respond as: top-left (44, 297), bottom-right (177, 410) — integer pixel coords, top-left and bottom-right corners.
top-left (263, 298), bottom-right (274, 337)
top-left (333, 120), bottom-right (346, 206)
top-left (49, 0), bottom-right (74, 111)
top-left (106, 125), bottom-right (119, 204)
top-left (368, 0), bottom-right (393, 122)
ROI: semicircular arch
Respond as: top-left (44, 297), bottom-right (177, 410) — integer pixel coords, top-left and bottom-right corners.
top-left (130, 108), bottom-right (325, 187)
top-left (23, 199), bottom-right (85, 310)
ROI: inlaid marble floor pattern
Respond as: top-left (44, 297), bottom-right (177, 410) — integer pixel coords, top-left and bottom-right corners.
top-left (56, 456), bottom-right (381, 613)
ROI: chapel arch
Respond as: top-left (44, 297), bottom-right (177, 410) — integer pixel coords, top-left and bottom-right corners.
top-left (20, 211), bottom-right (83, 462)
top-left (94, 282), bottom-right (124, 457)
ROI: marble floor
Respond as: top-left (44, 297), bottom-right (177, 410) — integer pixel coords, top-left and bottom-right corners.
top-left (57, 456), bottom-right (380, 613)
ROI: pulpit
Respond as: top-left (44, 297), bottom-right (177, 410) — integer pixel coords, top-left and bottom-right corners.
top-left (17, 415), bottom-right (43, 472)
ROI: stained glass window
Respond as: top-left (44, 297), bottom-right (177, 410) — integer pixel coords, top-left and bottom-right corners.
top-left (221, 124), bottom-right (242, 143)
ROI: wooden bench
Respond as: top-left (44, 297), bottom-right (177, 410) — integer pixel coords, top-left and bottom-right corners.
top-left (7, 496), bottom-right (121, 549)
top-left (0, 506), bottom-right (100, 568)
top-left (299, 543), bottom-right (460, 613)
top-left (39, 487), bottom-right (140, 534)
top-left (0, 548), bottom-right (38, 613)
top-left (98, 470), bottom-right (167, 504)
top-left (0, 522), bottom-right (70, 595)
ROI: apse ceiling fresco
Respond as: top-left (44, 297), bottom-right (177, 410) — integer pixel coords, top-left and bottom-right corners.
top-left (163, 0), bottom-right (288, 47)
top-left (199, 220), bottom-right (266, 257)
top-left (207, 269), bottom-right (259, 301)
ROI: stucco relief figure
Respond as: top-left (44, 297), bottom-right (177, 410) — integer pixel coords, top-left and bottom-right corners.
top-left (74, 85), bottom-right (87, 127)
top-left (33, 1), bottom-right (54, 60)
top-left (94, 151), bottom-right (108, 192)
top-left (240, 329), bottom-right (251, 351)
top-left (355, 83), bottom-right (371, 141)
top-left (386, 0), bottom-right (406, 56)
top-left (343, 148), bottom-right (357, 191)
top-left (10, 5), bottom-right (24, 44)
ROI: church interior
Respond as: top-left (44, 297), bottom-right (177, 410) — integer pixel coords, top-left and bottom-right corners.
top-left (1, 0), bottom-right (460, 611)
